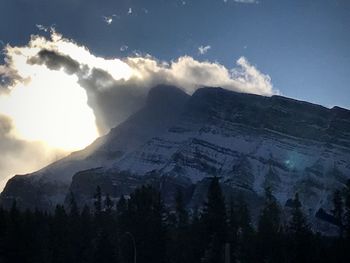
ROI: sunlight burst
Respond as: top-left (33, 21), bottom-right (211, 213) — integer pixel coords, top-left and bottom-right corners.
top-left (0, 67), bottom-right (99, 151)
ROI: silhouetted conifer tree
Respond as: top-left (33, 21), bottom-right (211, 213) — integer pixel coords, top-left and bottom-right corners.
top-left (94, 230), bottom-right (118, 263)
top-left (236, 197), bottom-right (256, 263)
top-left (78, 205), bottom-right (93, 263)
top-left (175, 188), bottom-right (189, 228)
top-left (3, 181), bottom-right (350, 263)
top-left (227, 199), bottom-right (239, 262)
top-left (68, 192), bottom-right (79, 218)
top-left (125, 186), bottom-right (166, 263)
top-left (167, 189), bottom-right (192, 263)
top-left (332, 189), bottom-right (344, 236)
top-left (104, 193), bottom-right (114, 214)
top-left (201, 177), bottom-right (227, 263)
top-left (287, 193), bottom-right (313, 263)
top-left (51, 205), bottom-right (71, 263)
top-left (344, 180), bottom-right (350, 241)
top-left (257, 187), bottom-right (282, 263)
top-left (94, 186), bottom-right (102, 215)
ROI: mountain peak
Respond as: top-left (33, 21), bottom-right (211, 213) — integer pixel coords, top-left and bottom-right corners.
top-left (1, 85), bottom-right (350, 236)
top-left (146, 85), bottom-right (189, 109)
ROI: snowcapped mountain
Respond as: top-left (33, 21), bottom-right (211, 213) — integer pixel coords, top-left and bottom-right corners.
top-left (1, 85), bottom-right (350, 233)
top-left (0, 85), bottom-right (190, 209)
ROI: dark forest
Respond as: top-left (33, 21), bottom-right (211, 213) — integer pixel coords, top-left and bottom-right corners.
top-left (1, 178), bottom-right (350, 263)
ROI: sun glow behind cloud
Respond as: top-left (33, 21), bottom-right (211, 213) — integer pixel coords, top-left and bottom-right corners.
top-left (0, 29), bottom-right (278, 190)
top-left (0, 30), bottom-right (136, 151)
top-left (0, 67), bottom-right (98, 151)
top-left (0, 29), bottom-right (277, 153)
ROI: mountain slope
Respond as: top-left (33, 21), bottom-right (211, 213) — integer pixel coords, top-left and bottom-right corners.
top-left (0, 85), bottom-right (189, 210)
top-left (1, 85), bottom-right (349, 234)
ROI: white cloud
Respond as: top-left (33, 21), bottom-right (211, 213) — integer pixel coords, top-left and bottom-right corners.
top-left (198, 45), bottom-right (211, 55)
top-left (0, 30), bottom-right (277, 133)
top-left (0, 30), bottom-right (277, 189)
top-left (125, 55), bottom-right (277, 96)
top-left (231, 57), bottom-right (276, 96)
top-left (103, 16), bottom-right (113, 25)
top-left (128, 8), bottom-right (132, 15)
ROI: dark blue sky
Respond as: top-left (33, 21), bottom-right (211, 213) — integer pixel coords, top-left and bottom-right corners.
top-left (1, 0), bottom-right (350, 109)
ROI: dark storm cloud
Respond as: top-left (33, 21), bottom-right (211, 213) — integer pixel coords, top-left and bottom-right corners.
top-left (28, 49), bottom-right (80, 75)
top-left (24, 48), bottom-right (148, 134)
top-left (78, 68), bottom-right (146, 133)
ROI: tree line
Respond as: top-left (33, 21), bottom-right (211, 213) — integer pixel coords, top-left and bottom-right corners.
top-left (1, 178), bottom-right (350, 263)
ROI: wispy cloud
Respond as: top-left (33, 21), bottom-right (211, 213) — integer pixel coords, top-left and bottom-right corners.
top-left (102, 14), bottom-right (117, 25)
top-left (1, 32), bottom-right (278, 144)
top-left (0, 31), bottom-right (277, 133)
top-left (231, 57), bottom-right (276, 97)
top-left (0, 31), bottom-right (277, 189)
top-left (36, 24), bottom-right (49, 32)
top-left (120, 45), bottom-right (128, 52)
top-left (198, 45), bottom-right (211, 55)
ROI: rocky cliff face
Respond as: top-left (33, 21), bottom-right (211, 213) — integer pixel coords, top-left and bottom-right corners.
top-left (1, 85), bottom-right (349, 233)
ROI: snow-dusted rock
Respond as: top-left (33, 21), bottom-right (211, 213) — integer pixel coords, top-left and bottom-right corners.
top-left (1, 85), bottom-right (349, 234)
